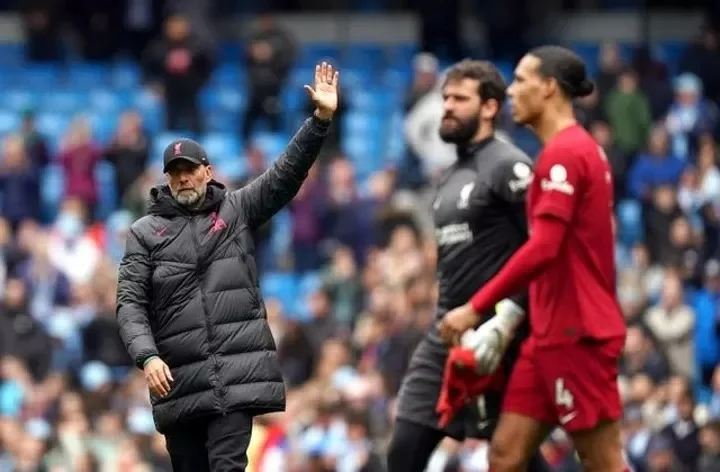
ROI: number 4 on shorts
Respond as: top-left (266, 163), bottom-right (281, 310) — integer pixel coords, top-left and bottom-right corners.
top-left (555, 378), bottom-right (574, 409)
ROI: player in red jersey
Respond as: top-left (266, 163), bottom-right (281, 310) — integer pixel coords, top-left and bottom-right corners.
top-left (438, 46), bottom-right (628, 471)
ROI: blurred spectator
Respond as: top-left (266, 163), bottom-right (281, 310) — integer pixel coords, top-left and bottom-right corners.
top-left (120, 0), bottom-right (165, 61)
top-left (322, 246), bottom-right (364, 331)
top-left (666, 73), bottom-right (720, 160)
top-left (679, 26), bottom-right (720, 105)
top-left (242, 14), bottom-right (296, 141)
top-left (699, 420), bottom-right (720, 472)
top-left (47, 198), bottom-right (101, 285)
top-left (645, 274), bottom-right (695, 378)
top-left (103, 111), bottom-right (150, 203)
top-left (290, 163), bottom-right (327, 273)
top-left (628, 127), bottom-right (685, 204)
top-left (323, 158), bottom-right (381, 266)
top-left (605, 68), bottom-right (653, 156)
top-left (661, 388), bottom-right (701, 471)
top-left (81, 290), bottom-right (131, 370)
top-left (58, 118), bottom-right (102, 218)
top-left (590, 120), bottom-right (630, 200)
top-left (621, 324), bottom-right (669, 384)
top-left (595, 41), bottom-right (624, 99)
top-left (0, 135), bottom-right (41, 231)
top-left (0, 278), bottom-right (53, 382)
top-left (574, 85), bottom-right (603, 129)
top-left (696, 135), bottom-right (720, 206)
top-left (404, 79), bottom-right (456, 182)
top-left (235, 147), bottom-right (274, 273)
top-left (19, 110), bottom-right (49, 169)
top-left (645, 433), bottom-right (684, 472)
top-left (404, 53), bottom-right (439, 111)
top-left (142, 14), bottom-right (213, 133)
top-left (632, 46), bottom-right (673, 121)
top-left (643, 187), bottom-right (684, 264)
top-left (21, 0), bottom-right (63, 62)
top-left (69, 1), bottom-right (121, 61)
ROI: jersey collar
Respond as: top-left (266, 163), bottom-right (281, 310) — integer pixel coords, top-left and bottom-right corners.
top-left (457, 135), bottom-right (495, 161)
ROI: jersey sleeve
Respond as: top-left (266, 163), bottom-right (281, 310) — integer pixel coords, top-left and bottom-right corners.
top-left (490, 159), bottom-right (533, 205)
top-left (532, 147), bottom-right (582, 223)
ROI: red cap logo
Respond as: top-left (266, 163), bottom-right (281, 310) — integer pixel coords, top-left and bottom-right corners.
top-left (173, 142), bottom-right (182, 156)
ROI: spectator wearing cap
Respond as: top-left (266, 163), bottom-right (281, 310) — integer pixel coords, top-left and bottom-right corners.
top-left (116, 63), bottom-right (338, 471)
top-left (666, 72), bottom-right (720, 160)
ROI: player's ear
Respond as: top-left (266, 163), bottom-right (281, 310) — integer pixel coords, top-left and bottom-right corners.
top-left (480, 98), bottom-right (500, 121)
top-left (542, 77), bottom-right (558, 99)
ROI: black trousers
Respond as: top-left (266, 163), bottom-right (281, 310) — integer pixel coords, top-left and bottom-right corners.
top-left (164, 411), bottom-right (253, 472)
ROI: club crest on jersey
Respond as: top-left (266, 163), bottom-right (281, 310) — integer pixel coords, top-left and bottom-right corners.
top-left (457, 182), bottom-right (475, 209)
top-left (508, 162), bottom-right (533, 193)
top-left (541, 164), bottom-right (574, 195)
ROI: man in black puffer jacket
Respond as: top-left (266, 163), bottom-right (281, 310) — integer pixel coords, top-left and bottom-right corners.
top-left (116, 62), bottom-right (339, 472)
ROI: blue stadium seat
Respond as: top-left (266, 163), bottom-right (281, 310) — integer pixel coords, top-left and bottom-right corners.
top-left (215, 159), bottom-right (246, 181)
top-left (206, 110), bottom-right (240, 133)
top-left (281, 87), bottom-right (307, 113)
top-left (201, 87), bottom-right (245, 113)
top-left (132, 89), bottom-right (163, 115)
top-left (88, 89), bottom-right (133, 113)
top-left (0, 111), bottom-right (19, 135)
top-left (20, 65), bottom-right (60, 88)
top-left (201, 132), bottom-right (241, 160)
top-left (383, 68), bottom-right (412, 91)
top-left (386, 44), bottom-right (418, 65)
top-left (289, 67), bottom-right (315, 88)
top-left (252, 132), bottom-right (288, 163)
top-left (346, 88), bottom-right (390, 111)
top-left (1, 89), bottom-right (38, 112)
top-left (344, 44), bottom-right (384, 69)
top-left (41, 165), bottom-right (64, 221)
top-left (617, 199), bottom-right (643, 248)
top-left (38, 90), bottom-right (89, 114)
top-left (87, 112), bottom-right (118, 144)
top-left (260, 271), bottom-right (299, 310)
top-left (342, 111), bottom-right (383, 137)
top-left (218, 42), bottom-right (243, 64)
top-left (0, 44), bottom-right (23, 65)
top-left (292, 271), bottom-right (323, 320)
top-left (270, 209), bottom-right (292, 257)
top-left (112, 62), bottom-right (142, 89)
top-left (67, 64), bottom-right (110, 88)
top-left (339, 67), bottom-right (373, 89)
top-left (210, 64), bottom-right (242, 87)
top-left (94, 161), bottom-right (118, 219)
top-left (655, 41), bottom-right (686, 73)
top-left (299, 44), bottom-right (341, 67)
top-left (35, 113), bottom-right (70, 140)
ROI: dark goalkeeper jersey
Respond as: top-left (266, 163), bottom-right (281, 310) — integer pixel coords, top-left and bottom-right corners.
top-left (433, 135), bottom-right (533, 318)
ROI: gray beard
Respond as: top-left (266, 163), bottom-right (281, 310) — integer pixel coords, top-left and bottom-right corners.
top-left (175, 189), bottom-right (205, 208)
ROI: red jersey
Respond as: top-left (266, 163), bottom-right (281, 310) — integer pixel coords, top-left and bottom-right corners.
top-left (526, 124), bottom-right (625, 346)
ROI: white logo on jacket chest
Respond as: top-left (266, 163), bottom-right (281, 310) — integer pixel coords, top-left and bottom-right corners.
top-left (457, 182), bottom-right (475, 209)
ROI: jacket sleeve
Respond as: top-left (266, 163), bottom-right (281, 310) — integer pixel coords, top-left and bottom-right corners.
top-left (230, 115), bottom-right (330, 229)
top-left (116, 227), bottom-right (159, 369)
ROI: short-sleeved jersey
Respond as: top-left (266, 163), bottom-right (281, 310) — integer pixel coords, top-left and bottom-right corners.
top-left (527, 124), bottom-right (626, 346)
top-left (433, 136), bottom-right (533, 317)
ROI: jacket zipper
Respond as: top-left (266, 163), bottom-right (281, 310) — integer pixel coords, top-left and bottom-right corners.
top-left (190, 217), bottom-right (227, 414)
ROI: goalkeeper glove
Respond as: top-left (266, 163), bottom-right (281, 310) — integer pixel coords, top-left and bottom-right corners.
top-left (461, 298), bottom-right (525, 375)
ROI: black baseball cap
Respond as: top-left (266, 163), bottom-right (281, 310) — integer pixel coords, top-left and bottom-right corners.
top-left (163, 138), bottom-right (210, 172)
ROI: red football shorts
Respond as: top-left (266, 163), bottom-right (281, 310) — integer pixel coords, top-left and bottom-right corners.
top-left (502, 337), bottom-right (624, 432)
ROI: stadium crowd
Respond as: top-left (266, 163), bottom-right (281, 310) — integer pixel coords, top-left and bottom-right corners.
top-left (1, 5), bottom-right (720, 472)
